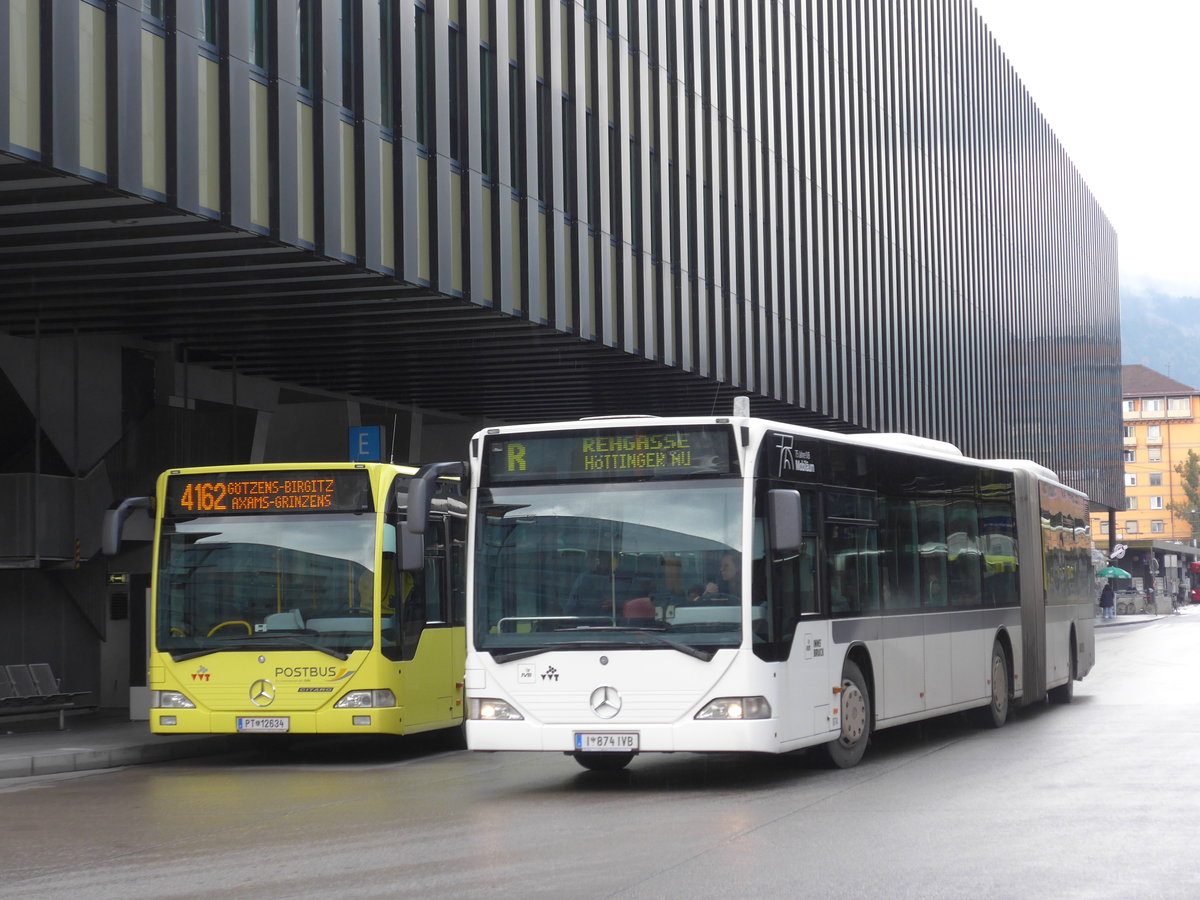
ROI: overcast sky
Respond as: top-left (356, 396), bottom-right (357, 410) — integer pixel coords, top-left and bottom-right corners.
top-left (971, 0), bottom-right (1200, 299)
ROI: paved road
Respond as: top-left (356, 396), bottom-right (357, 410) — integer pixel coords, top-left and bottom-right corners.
top-left (3, 613), bottom-right (1199, 899)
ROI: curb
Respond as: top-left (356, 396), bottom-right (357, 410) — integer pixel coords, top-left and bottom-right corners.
top-left (0, 734), bottom-right (241, 780)
top-left (1094, 615), bottom-right (1169, 629)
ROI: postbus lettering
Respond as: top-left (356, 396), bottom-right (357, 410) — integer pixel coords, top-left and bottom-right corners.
top-left (274, 666), bottom-right (339, 679)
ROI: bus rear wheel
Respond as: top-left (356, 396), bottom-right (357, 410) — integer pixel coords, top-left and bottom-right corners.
top-left (1048, 638), bottom-right (1076, 704)
top-left (825, 660), bottom-right (871, 768)
top-left (980, 639), bottom-right (1010, 728)
top-left (573, 751), bottom-right (634, 772)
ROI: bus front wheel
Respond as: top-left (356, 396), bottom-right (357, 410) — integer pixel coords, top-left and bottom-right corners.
top-left (825, 660), bottom-right (871, 768)
top-left (573, 751), bottom-right (634, 772)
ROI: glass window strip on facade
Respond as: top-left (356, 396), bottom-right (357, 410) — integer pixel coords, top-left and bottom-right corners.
top-left (3, 0), bottom-right (1123, 512)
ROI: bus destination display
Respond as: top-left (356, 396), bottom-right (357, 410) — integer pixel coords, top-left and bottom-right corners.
top-left (484, 426), bottom-right (737, 483)
top-left (166, 470), bottom-right (373, 516)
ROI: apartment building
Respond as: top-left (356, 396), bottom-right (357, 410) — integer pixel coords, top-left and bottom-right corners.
top-left (1092, 364), bottom-right (1200, 591)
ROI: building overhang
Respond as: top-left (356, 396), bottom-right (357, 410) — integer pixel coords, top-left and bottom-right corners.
top-left (0, 152), bottom-right (854, 430)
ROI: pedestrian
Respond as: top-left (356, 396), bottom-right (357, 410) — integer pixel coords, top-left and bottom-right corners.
top-left (1099, 581), bottom-right (1115, 619)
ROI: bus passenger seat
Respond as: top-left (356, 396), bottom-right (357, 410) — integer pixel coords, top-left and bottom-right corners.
top-left (622, 596), bottom-right (657, 621)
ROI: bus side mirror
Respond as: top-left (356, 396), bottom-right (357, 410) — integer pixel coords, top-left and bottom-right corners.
top-left (399, 461), bottom-right (465, 572)
top-left (102, 496), bottom-right (154, 556)
top-left (768, 489), bottom-right (804, 553)
top-left (398, 528), bottom-right (425, 573)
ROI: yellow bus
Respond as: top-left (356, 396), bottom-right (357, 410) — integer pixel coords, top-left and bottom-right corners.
top-left (104, 462), bottom-right (465, 737)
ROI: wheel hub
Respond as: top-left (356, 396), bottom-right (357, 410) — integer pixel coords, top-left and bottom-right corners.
top-left (991, 655), bottom-right (1006, 711)
top-left (841, 681), bottom-right (866, 745)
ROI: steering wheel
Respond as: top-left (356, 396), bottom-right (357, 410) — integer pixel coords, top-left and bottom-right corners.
top-left (207, 620), bottom-right (252, 637)
top-left (694, 592), bottom-right (738, 605)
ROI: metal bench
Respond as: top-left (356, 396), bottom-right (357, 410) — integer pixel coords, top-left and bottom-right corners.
top-left (0, 664), bottom-right (92, 730)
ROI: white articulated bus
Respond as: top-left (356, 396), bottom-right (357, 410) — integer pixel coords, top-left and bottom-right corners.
top-left (403, 413), bottom-right (1094, 771)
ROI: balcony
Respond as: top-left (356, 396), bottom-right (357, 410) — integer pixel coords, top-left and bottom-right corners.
top-left (1123, 405), bottom-right (1194, 421)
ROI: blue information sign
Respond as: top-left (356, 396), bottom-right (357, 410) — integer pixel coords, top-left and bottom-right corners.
top-left (349, 426), bottom-right (383, 462)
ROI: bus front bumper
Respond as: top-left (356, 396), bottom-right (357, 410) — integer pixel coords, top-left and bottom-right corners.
top-left (149, 708), bottom-right (415, 735)
top-left (466, 717), bottom-right (781, 754)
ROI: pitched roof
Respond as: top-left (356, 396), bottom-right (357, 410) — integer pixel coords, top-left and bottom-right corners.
top-left (1122, 364), bottom-right (1197, 397)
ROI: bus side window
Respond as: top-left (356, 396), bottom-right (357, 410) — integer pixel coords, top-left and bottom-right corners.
top-left (757, 490), bottom-right (818, 663)
top-left (764, 540), bottom-right (817, 650)
top-left (450, 516), bottom-right (467, 626)
top-left (384, 519), bottom-right (445, 661)
top-left (947, 500), bottom-right (982, 607)
top-left (917, 499), bottom-right (949, 607)
top-left (423, 518), bottom-right (446, 622)
top-left (879, 496), bottom-right (919, 610)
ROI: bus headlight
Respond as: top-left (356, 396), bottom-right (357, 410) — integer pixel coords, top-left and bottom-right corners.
top-left (695, 696), bottom-right (772, 720)
top-left (334, 689), bottom-right (396, 709)
top-left (151, 690), bottom-right (195, 709)
top-left (468, 698), bottom-right (524, 720)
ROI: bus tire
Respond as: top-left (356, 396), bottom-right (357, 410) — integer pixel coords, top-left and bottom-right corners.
top-left (573, 751), bottom-right (634, 772)
top-left (980, 639), bottom-right (1010, 728)
top-left (1048, 638), bottom-right (1076, 704)
top-left (825, 660), bottom-right (871, 768)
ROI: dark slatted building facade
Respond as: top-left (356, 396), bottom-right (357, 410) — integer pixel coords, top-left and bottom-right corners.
top-left (0, 0), bottom-right (1121, 703)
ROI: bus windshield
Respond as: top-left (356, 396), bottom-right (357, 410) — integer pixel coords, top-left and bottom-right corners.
top-left (156, 513), bottom-right (379, 659)
top-left (473, 480), bottom-right (744, 657)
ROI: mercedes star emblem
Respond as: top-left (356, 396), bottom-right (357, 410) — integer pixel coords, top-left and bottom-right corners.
top-left (589, 685), bottom-right (622, 719)
top-left (249, 678), bottom-right (275, 707)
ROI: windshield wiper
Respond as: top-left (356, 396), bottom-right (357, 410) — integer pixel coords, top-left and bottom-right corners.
top-left (491, 629), bottom-right (714, 663)
top-left (490, 641), bottom-right (599, 663)
top-left (173, 647), bottom-right (221, 662)
top-left (172, 636), bottom-right (350, 662)
top-left (256, 635), bottom-right (351, 659)
top-left (569, 626), bottom-right (715, 661)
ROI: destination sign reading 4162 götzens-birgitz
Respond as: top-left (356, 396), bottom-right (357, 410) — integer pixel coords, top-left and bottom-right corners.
top-left (165, 469), bottom-right (374, 515)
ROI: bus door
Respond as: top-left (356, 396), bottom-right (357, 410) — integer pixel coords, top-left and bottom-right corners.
top-left (389, 516), bottom-right (463, 728)
top-left (779, 540), bottom-right (831, 744)
top-left (877, 497), bottom-right (927, 720)
top-left (756, 488), bottom-right (830, 744)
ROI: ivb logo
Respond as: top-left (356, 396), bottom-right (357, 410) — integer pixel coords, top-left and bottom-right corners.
top-left (774, 434), bottom-right (815, 477)
top-left (776, 434), bottom-right (796, 474)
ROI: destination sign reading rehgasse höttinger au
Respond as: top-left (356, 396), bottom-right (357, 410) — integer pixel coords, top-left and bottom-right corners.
top-left (165, 470), bottom-right (373, 515)
top-left (484, 426), bottom-right (737, 483)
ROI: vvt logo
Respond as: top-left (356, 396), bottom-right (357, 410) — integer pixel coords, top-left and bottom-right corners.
top-left (191, 666), bottom-right (211, 682)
